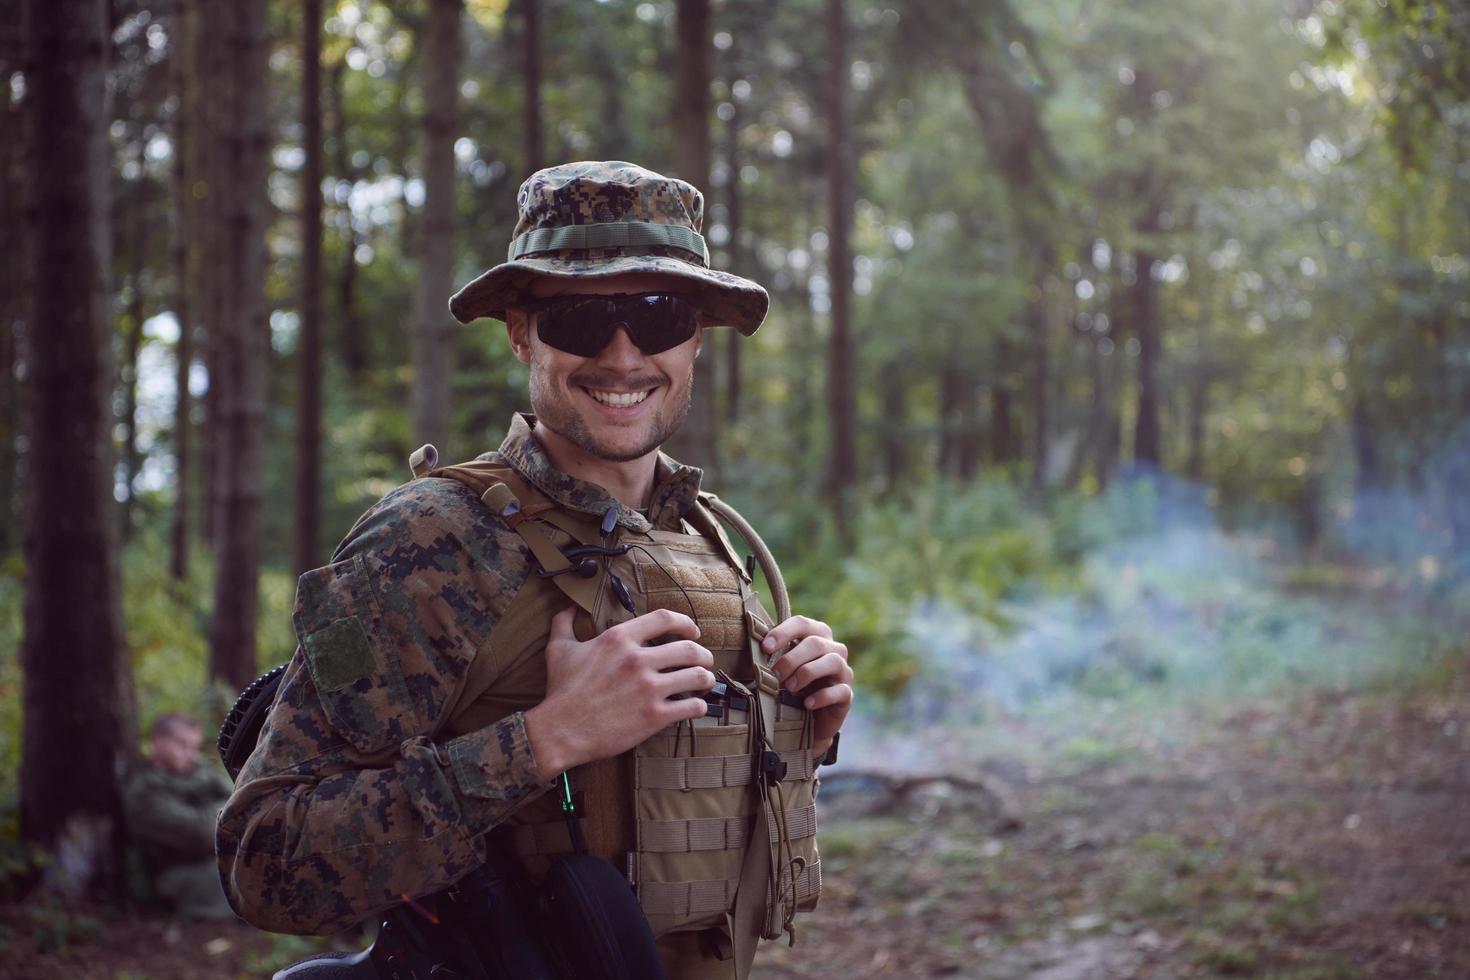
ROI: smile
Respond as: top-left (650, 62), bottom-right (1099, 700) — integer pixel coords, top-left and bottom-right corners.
top-left (583, 387), bottom-right (654, 408)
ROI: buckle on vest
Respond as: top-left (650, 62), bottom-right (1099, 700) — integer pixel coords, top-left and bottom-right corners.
top-left (761, 750), bottom-right (787, 785)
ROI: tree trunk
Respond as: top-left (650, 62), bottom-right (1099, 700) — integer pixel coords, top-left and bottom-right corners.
top-left (1132, 249), bottom-right (1161, 466)
top-left (881, 358), bottom-right (909, 492)
top-left (1, 24), bottom-right (27, 561)
top-left (1029, 261), bottom-right (1051, 488)
top-left (1185, 377), bottom-right (1207, 481)
top-left (119, 136), bottom-right (148, 542)
top-left (825, 0), bottom-right (855, 538)
top-left (169, 0), bottom-right (197, 581)
top-left (296, 0), bottom-right (325, 578)
top-left (409, 0), bottom-right (461, 456)
top-left (990, 333), bottom-right (1015, 466)
top-left (20, 0), bottom-right (137, 897)
top-left (520, 0), bottom-right (543, 174)
top-left (722, 54), bottom-right (743, 425)
top-left (206, 0), bottom-right (271, 691)
top-left (665, 0), bottom-right (719, 475)
top-left (327, 59), bottom-right (366, 376)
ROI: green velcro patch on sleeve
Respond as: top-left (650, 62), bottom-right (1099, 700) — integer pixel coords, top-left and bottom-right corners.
top-left (303, 617), bottom-right (375, 692)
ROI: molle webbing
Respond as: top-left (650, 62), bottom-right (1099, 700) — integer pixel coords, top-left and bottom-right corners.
top-left (640, 804), bottom-right (818, 853)
top-left (636, 749), bottom-right (814, 791)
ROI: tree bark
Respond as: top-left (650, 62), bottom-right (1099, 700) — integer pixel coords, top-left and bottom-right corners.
top-left (20, 0), bottom-right (137, 897)
top-left (1029, 260), bottom-right (1052, 488)
top-left (881, 358), bottom-right (909, 492)
top-left (1132, 249), bottom-right (1161, 466)
top-left (520, 0), bottom-right (543, 174)
top-left (990, 333), bottom-right (1016, 466)
top-left (1, 24), bottom-right (27, 561)
top-left (327, 59), bottom-right (366, 376)
top-left (206, 0), bottom-right (271, 691)
top-left (825, 0), bottom-right (855, 538)
top-left (169, 0), bottom-right (197, 581)
top-left (665, 0), bottom-right (720, 475)
top-left (409, 0), bottom-right (461, 456)
top-left (119, 135), bottom-right (148, 542)
top-left (295, 0), bottom-right (325, 578)
top-left (722, 53), bottom-right (743, 424)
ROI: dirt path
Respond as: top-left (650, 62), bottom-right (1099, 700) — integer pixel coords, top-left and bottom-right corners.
top-left (2, 656), bottom-right (1465, 979)
top-left (757, 656), bottom-right (1470, 979)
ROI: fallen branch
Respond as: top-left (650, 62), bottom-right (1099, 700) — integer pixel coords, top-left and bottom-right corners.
top-left (820, 769), bottom-right (1023, 831)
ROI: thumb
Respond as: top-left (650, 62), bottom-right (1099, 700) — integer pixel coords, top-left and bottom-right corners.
top-left (548, 605), bottom-right (578, 643)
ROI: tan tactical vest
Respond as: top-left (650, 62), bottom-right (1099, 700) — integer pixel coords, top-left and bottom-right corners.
top-left (414, 454), bottom-right (821, 975)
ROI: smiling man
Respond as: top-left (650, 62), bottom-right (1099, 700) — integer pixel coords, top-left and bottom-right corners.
top-left (218, 162), bottom-right (852, 979)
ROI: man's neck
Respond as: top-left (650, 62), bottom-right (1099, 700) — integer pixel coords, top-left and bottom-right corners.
top-left (531, 420), bottom-right (659, 509)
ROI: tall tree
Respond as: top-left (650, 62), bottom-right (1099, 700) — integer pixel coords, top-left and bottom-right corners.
top-left (205, 0), bottom-right (271, 691)
top-left (520, 0), bottom-right (543, 174)
top-left (20, 0), bottom-right (137, 896)
top-left (825, 0), bottom-right (855, 537)
top-left (326, 57), bottom-right (366, 377)
top-left (168, 0), bottom-right (198, 580)
top-left (409, 0), bottom-right (462, 455)
top-left (665, 0), bottom-right (720, 474)
top-left (0, 16), bottom-right (26, 561)
top-left (296, 0), bottom-right (325, 577)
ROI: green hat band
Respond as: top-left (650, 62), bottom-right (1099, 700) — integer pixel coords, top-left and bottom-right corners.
top-left (507, 221), bottom-right (709, 266)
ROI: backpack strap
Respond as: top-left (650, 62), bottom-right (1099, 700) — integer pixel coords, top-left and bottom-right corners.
top-left (691, 493), bottom-right (790, 625)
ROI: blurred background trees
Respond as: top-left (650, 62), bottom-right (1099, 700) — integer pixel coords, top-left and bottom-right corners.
top-left (4, 0), bottom-right (1467, 895)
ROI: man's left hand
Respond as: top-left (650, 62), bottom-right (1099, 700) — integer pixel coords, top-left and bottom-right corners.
top-left (762, 616), bottom-right (853, 760)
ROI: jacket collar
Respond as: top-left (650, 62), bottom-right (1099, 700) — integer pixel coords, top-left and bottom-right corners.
top-left (483, 413), bottom-right (704, 533)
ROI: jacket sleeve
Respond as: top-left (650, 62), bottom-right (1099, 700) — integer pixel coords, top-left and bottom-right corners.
top-left (216, 479), bottom-right (552, 935)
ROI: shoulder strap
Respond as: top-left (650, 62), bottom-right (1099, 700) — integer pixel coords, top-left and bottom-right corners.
top-left (693, 493), bottom-right (790, 625)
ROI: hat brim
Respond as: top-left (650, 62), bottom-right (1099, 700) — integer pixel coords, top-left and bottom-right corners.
top-left (448, 255), bottom-right (769, 336)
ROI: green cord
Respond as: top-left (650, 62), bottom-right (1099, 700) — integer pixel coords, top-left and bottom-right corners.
top-left (561, 772), bottom-right (574, 813)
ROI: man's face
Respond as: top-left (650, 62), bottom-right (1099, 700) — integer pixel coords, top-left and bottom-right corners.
top-left (152, 725), bottom-right (203, 776)
top-left (506, 273), bottom-right (703, 464)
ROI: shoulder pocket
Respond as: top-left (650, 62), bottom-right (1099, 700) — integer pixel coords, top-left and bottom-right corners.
top-left (293, 554), bottom-right (420, 753)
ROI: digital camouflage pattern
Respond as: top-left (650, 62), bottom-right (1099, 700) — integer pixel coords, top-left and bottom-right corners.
top-left (448, 161), bottom-right (769, 334)
top-left (216, 415), bottom-right (708, 935)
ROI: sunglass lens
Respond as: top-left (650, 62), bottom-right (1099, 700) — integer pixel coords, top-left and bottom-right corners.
top-left (626, 295), bottom-right (699, 355)
top-left (536, 298), bottom-right (615, 356)
top-left (534, 293), bottom-right (699, 356)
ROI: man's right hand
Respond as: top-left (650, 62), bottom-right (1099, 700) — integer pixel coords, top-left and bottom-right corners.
top-left (523, 606), bottom-right (715, 780)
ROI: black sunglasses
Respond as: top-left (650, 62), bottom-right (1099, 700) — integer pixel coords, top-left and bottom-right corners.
top-left (524, 292), bottom-right (701, 357)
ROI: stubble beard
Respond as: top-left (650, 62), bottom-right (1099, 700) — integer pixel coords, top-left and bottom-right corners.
top-left (531, 365), bottom-right (695, 463)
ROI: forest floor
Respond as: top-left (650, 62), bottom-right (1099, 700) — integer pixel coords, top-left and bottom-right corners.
top-left (2, 601), bottom-right (1467, 979)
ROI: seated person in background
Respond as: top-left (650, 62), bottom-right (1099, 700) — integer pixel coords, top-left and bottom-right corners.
top-left (124, 713), bottom-right (235, 919)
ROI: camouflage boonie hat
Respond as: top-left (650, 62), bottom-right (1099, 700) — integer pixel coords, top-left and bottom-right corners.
top-left (449, 161), bottom-right (768, 335)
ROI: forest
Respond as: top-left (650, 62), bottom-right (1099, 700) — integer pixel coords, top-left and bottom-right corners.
top-left (3, 0), bottom-right (1468, 976)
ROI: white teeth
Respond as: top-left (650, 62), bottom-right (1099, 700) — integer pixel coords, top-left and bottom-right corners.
top-left (587, 388), bottom-right (651, 408)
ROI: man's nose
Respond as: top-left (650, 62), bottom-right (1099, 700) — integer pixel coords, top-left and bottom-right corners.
top-left (593, 322), bottom-right (644, 367)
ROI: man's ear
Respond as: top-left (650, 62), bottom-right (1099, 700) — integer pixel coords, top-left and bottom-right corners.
top-left (506, 310), bottom-right (532, 365)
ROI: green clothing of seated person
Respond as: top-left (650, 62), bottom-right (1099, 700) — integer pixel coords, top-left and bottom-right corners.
top-left (125, 713), bottom-right (236, 920)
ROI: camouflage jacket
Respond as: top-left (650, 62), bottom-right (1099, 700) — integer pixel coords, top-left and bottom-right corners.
top-left (127, 758), bottom-right (233, 872)
top-left (216, 414), bottom-right (705, 934)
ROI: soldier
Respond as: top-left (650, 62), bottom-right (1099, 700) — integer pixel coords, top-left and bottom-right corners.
top-left (218, 161), bottom-right (853, 978)
top-left (126, 713), bottom-right (236, 919)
